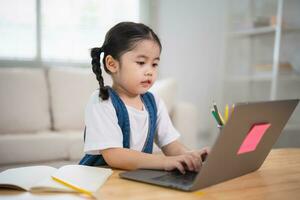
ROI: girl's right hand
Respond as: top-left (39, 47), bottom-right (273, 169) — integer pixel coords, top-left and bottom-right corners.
top-left (163, 154), bottom-right (202, 174)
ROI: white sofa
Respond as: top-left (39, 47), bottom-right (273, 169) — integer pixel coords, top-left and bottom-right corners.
top-left (0, 67), bottom-right (199, 169)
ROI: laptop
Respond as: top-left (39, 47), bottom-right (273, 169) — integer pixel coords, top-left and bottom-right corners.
top-left (119, 99), bottom-right (299, 191)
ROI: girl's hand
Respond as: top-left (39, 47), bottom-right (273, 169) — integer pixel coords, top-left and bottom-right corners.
top-left (163, 154), bottom-right (201, 174)
top-left (176, 147), bottom-right (210, 173)
top-left (185, 147), bottom-right (210, 163)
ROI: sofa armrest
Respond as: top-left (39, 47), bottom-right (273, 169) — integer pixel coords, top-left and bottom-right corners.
top-left (171, 102), bottom-right (200, 149)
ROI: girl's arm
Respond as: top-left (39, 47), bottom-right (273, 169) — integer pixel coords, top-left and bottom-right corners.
top-left (162, 139), bottom-right (210, 163)
top-left (161, 140), bottom-right (190, 156)
top-left (100, 147), bottom-right (199, 174)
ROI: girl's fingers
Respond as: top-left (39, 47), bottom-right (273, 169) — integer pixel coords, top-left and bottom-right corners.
top-left (184, 155), bottom-right (195, 171)
top-left (189, 154), bottom-right (200, 171)
top-left (189, 151), bottom-right (205, 170)
top-left (202, 146), bottom-right (211, 154)
top-left (205, 146), bottom-right (211, 153)
top-left (191, 151), bottom-right (203, 159)
top-left (190, 152), bottom-right (202, 162)
top-left (184, 155), bottom-right (202, 172)
top-left (190, 156), bottom-right (200, 172)
top-left (175, 162), bottom-right (185, 174)
top-left (194, 149), bottom-right (208, 162)
top-left (178, 156), bottom-right (190, 170)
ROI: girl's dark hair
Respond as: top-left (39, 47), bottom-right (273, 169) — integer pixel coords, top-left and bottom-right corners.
top-left (91, 21), bottom-right (162, 100)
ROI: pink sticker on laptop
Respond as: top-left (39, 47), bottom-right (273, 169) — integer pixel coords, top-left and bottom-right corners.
top-left (237, 123), bottom-right (271, 155)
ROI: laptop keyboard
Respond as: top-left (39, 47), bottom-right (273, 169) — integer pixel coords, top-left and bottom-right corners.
top-left (152, 170), bottom-right (198, 186)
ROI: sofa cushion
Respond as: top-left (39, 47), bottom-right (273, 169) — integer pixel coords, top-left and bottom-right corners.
top-left (63, 131), bottom-right (85, 160)
top-left (149, 78), bottom-right (178, 112)
top-left (48, 67), bottom-right (112, 131)
top-left (0, 131), bottom-right (69, 165)
top-left (0, 68), bottom-right (51, 133)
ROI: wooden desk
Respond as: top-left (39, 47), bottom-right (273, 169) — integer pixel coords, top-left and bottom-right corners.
top-left (0, 148), bottom-right (300, 200)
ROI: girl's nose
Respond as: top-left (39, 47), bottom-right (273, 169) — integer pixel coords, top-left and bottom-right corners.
top-left (145, 71), bottom-right (153, 76)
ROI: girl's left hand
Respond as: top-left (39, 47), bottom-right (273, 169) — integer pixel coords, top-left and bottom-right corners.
top-left (183, 147), bottom-right (210, 171)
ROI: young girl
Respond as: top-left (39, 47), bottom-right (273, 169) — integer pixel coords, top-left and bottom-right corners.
top-left (79, 22), bottom-right (208, 174)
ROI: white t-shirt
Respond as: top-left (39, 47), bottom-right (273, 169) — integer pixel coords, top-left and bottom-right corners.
top-left (84, 90), bottom-right (180, 155)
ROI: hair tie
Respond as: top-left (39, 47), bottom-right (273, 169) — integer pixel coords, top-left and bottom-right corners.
top-left (99, 47), bottom-right (104, 55)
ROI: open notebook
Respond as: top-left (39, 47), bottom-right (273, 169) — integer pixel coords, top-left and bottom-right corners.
top-left (0, 165), bottom-right (112, 197)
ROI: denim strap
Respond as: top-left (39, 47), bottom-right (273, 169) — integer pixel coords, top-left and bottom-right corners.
top-left (79, 88), bottom-right (157, 166)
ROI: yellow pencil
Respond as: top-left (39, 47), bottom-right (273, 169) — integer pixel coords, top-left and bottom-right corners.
top-left (230, 104), bottom-right (235, 117)
top-left (52, 177), bottom-right (93, 197)
top-left (225, 104), bottom-right (229, 122)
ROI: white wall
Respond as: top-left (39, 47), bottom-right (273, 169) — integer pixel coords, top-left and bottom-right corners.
top-left (149, 0), bottom-right (226, 145)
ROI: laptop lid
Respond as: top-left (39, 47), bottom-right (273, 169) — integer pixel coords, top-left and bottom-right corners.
top-left (191, 99), bottom-right (299, 190)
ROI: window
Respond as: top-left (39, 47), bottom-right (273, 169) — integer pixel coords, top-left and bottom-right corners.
top-left (0, 0), bottom-right (36, 60)
top-left (0, 0), bottom-right (140, 64)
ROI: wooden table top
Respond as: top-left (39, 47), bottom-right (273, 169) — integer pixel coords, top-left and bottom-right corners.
top-left (0, 148), bottom-right (300, 200)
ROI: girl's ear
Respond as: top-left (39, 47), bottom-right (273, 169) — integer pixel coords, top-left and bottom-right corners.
top-left (105, 55), bottom-right (119, 73)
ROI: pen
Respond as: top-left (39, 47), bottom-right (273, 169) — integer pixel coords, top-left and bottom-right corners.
top-left (213, 102), bottom-right (219, 115)
top-left (211, 109), bottom-right (222, 126)
top-left (218, 112), bottom-right (225, 125)
top-left (213, 102), bottom-right (225, 125)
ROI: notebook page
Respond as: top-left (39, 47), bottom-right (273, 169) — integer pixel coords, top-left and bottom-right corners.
top-left (0, 166), bottom-right (56, 191)
top-left (30, 174), bottom-right (75, 193)
top-left (51, 165), bottom-right (113, 195)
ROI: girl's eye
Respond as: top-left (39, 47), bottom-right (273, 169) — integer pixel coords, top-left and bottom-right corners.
top-left (153, 63), bottom-right (159, 67)
top-left (136, 61), bottom-right (145, 65)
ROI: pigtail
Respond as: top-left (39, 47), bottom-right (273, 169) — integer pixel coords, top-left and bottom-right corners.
top-left (91, 47), bottom-right (109, 100)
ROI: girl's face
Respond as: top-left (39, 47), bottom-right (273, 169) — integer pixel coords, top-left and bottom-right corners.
top-left (112, 39), bottom-right (160, 97)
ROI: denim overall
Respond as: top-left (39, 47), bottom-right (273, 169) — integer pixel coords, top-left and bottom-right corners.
top-left (79, 87), bottom-right (157, 166)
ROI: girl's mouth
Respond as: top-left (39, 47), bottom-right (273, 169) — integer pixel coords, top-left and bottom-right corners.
top-left (141, 80), bottom-right (151, 87)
